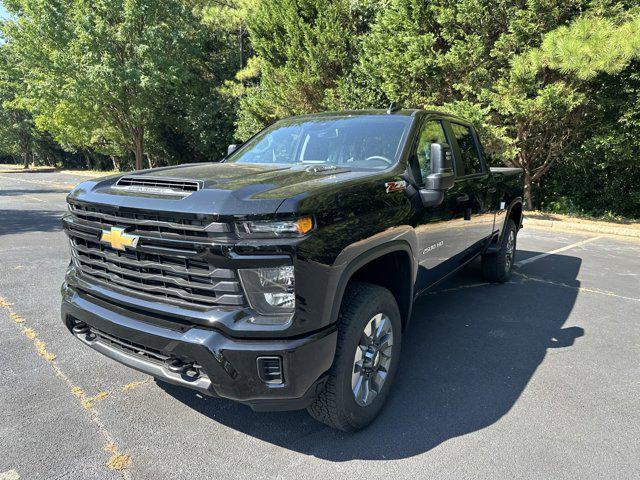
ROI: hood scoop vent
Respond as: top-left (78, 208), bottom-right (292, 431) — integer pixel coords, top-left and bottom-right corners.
top-left (304, 164), bottom-right (338, 173)
top-left (114, 176), bottom-right (201, 196)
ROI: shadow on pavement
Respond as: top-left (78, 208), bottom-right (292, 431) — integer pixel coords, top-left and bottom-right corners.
top-left (159, 250), bottom-right (584, 461)
top-left (0, 209), bottom-right (64, 236)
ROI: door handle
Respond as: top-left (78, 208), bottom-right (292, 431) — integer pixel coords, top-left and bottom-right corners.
top-left (456, 194), bottom-right (469, 203)
top-left (487, 187), bottom-right (497, 193)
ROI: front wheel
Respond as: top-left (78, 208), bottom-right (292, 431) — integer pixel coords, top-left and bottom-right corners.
top-left (307, 282), bottom-right (402, 431)
top-left (482, 219), bottom-right (517, 282)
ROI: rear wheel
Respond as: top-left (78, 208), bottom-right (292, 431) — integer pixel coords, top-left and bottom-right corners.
top-left (482, 219), bottom-right (517, 282)
top-left (307, 282), bottom-right (402, 431)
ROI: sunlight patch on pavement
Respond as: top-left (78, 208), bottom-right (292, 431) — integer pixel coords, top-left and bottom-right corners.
top-left (515, 236), bottom-right (603, 267)
top-left (0, 174), bottom-right (74, 190)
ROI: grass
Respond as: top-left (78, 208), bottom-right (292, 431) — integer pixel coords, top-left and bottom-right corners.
top-left (0, 163), bottom-right (55, 173)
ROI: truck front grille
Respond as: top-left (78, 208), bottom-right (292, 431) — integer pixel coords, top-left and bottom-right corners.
top-left (64, 202), bottom-right (245, 310)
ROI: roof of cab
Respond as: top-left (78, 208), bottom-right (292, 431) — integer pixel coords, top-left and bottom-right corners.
top-left (282, 108), bottom-right (468, 123)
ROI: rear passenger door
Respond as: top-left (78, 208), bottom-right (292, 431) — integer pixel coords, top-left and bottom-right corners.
top-left (444, 121), bottom-right (495, 252)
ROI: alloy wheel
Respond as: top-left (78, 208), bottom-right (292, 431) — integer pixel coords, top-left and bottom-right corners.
top-left (351, 313), bottom-right (394, 407)
top-left (505, 230), bottom-right (516, 271)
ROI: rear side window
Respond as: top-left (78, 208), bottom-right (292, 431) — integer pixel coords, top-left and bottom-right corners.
top-left (450, 123), bottom-right (483, 175)
top-left (415, 120), bottom-right (448, 183)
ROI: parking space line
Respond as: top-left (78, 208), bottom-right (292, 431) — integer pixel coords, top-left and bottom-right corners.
top-left (515, 236), bottom-right (603, 267)
top-left (0, 470), bottom-right (20, 480)
top-left (0, 295), bottom-right (133, 478)
top-left (426, 272), bottom-right (640, 303)
top-left (514, 272), bottom-right (640, 303)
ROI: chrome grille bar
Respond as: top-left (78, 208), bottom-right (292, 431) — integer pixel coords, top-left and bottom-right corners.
top-left (69, 203), bottom-right (228, 233)
top-left (65, 202), bottom-right (246, 310)
top-left (75, 263), bottom-right (244, 307)
top-left (71, 243), bottom-right (233, 278)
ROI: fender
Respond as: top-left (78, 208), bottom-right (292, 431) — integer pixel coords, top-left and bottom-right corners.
top-left (329, 240), bottom-right (417, 331)
top-left (486, 197), bottom-right (523, 254)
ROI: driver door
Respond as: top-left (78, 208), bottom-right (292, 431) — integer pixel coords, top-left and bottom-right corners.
top-left (411, 118), bottom-right (468, 292)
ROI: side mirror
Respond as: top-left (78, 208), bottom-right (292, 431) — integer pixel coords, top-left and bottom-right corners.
top-left (227, 144), bottom-right (238, 156)
top-left (419, 143), bottom-right (455, 207)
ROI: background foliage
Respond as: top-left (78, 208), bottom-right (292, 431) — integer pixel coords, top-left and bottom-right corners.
top-left (0, 0), bottom-right (638, 217)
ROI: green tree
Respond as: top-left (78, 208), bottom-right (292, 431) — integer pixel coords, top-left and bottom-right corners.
top-left (231, 0), bottom-right (365, 139)
top-left (502, 8), bottom-right (640, 207)
top-left (0, 43), bottom-right (37, 168)
top-left (2, 0), bottom-right (220, 170)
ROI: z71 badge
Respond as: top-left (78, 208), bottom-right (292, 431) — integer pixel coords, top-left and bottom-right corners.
top-left (384, 181), bottom-right (406, 193)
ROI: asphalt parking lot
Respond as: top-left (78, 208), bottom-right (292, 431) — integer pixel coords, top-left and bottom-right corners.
top-left (1, 171), bottom-right (639, 480)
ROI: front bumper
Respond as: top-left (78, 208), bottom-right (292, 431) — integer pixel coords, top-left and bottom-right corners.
top-left (61, 283), bottom-right (337, 411)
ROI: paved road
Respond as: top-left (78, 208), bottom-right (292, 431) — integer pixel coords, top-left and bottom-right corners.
top-left (1, 171), bottom-right (639, 480)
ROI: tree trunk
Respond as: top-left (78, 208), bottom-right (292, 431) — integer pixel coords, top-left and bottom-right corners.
top-left (524, 168), bottom-right (533, 210)
top-left (132, 126), bottom-right (144, 170)
top-left (21, 143), bottom-right (33, 169)
top-left (238, 27), bottom-right (244, 70)
top-left (111, 155), bottom-right (122, 171)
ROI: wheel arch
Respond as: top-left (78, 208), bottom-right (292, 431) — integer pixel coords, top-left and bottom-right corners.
top-left (508, 198), bottom-right (524, 230)
top-left (487, 197), bottom-right (523, 252)
top-left (330, 242), bottom-right (415, 332)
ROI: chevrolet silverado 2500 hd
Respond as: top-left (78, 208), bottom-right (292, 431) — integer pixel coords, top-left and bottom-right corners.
top-left (61, 109), bottom-right (523, 431)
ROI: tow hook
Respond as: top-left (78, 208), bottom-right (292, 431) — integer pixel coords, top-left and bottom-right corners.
top-left (72, 321), bottom-right (96, 341)
top-left (72, 322), bottom-right (90, 334)
top-left (167, 359), bottom-right (200, 379)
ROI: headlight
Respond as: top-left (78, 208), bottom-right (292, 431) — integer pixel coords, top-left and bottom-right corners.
top-left (235, 217), bottom-right (314, 238)
top-left (238, 266), bottom-right (295, 323)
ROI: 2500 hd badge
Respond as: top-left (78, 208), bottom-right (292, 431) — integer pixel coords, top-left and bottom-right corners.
top-left (61, 108), bottom-right (523, 431)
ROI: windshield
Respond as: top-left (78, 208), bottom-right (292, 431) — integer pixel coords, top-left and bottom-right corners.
top-left (226, 115), bottom-right (413, 170)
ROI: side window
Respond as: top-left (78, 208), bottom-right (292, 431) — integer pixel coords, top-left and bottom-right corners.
top-left (415, 120), bottom-right (448, 183)
top-left (450, 123), bottom-right (483, 175)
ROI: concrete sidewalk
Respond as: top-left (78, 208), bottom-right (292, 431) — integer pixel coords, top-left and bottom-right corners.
top-left (525, 212), bottom-right (640, 239)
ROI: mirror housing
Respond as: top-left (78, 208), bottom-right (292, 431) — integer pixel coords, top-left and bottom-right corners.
top-left (419, 143), bottom-right (455, 208)
top-left (227, 144), bottom-right (238, 156)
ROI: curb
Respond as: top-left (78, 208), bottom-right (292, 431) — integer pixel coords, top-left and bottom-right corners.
top-left (524, 217), bottom-right (640, 239)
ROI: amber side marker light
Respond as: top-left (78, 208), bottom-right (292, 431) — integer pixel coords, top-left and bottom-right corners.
top-left (296, 216), bottom-right (314, 235)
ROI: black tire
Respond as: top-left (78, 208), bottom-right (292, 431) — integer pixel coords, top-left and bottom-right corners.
top-left (482, 219), bottom-right (517, 283)
top-left (307, 282), bottom-right (402, 432)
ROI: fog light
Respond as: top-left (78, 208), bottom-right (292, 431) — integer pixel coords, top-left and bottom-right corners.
top-left (238, 266), bottom-right (295, 320)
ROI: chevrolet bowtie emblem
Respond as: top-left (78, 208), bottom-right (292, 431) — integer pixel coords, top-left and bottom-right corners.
top-left (100, 227), bottom-right (140, 251)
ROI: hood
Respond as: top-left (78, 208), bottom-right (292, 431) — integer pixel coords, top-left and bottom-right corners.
top-left (67, 161), bottom-right (377, 218)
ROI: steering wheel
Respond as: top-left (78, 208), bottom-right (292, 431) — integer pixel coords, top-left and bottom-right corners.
top-left (364, 155), bottom-right (393, 166)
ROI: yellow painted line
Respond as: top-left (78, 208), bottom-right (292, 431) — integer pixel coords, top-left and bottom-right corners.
top-left (515, 236), bottom-right (603, 267)
top-left (424, 271), bottom-right (639, 303)
top-left (514, 272), bottom-right (640, 303)
top-left (0, 296), bottom-right (132, 478)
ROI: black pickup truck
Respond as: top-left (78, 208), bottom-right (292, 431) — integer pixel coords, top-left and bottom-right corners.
top-left (61, 109), bottom-right (523, 431)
